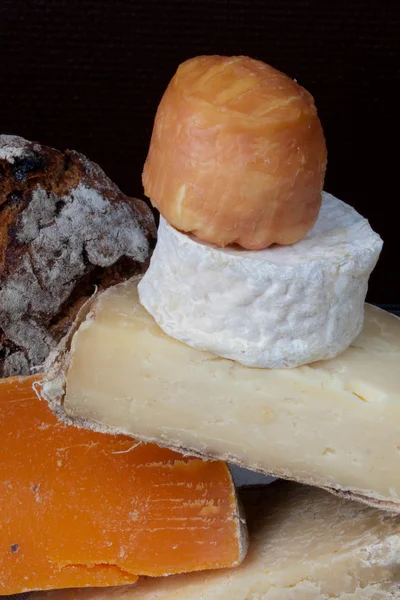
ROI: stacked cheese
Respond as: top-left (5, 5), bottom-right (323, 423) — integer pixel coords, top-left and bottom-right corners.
top-left (138, 55), bottom-right (382, 369)
top-left (42, 55), bottom-right (395, 513)
top-left (39, 55), bottom-right (400, 598)
top-left (3, 56), bottom-right (398, 600)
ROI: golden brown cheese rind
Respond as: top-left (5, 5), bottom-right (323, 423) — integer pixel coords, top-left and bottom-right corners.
top-left (143, 55), bottom-right (327, 249)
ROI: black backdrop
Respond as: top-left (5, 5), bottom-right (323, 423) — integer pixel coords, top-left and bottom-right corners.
top-left (0, 0), bottom-right (399, 304)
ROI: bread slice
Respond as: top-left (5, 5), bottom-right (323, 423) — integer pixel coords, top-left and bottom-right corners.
top-left (31, 482), bottom-right (400, 599)
top-left (0, 135), bottom-right (156, 377)
top-left (41, 277), bottom-right (400, 512)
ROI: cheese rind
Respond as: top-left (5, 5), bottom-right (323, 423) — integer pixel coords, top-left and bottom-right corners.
top-left (43, 278), bottom-right (400, 511)
top-left (0, 375), bottom-right (245, 595)
top-left (142, 55), bottom-right (327, 251)
top-left (31, 483), bottom-right (400, 600)
top-left (138, 192), bottom-right (382, 368)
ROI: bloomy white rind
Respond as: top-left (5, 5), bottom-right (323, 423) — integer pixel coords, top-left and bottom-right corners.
top-left (138, 192), bottom-right (383, 368)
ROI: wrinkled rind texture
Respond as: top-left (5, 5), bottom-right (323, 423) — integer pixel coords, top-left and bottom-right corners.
top-left (143, 55), bottom-right (327, 249)
top-left (138, 192), bottom-right (383, 368)
top-left (0, 135), bottom-right (156, 377)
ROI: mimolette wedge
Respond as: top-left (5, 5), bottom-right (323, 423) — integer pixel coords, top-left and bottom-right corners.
top-left (32, 482), bottom-right (400, 600)
top-left (0, 376), bottom-right (246, 595)
top-left (42, 277), bottom-right (400, 512)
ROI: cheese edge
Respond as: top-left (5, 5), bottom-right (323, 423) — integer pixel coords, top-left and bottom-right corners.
top-left (40, 284), bottom-right (400, 515)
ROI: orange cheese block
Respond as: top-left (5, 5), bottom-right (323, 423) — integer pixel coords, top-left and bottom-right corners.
top-left (0, 376), bottom-right (246, 595)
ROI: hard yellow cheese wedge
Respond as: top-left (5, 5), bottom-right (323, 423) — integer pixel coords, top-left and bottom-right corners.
top-left (0, 375), bottom-right (245, 594)
top-left (43, 277), bottom-right (400, 511)
top-left (32, 482), bottom-right (400, 600)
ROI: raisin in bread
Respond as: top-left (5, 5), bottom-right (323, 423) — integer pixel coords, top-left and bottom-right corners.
top-left (0, 135), bottom-right (156, 377)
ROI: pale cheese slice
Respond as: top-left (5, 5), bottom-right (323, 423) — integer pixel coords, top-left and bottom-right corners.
top-left (42, 277), bottom-right (400, 511)
top-left (31, 483), bottom-right (400, 600)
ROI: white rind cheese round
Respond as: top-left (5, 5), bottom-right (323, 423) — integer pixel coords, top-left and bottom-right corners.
top-left (138, 192), bottom-right (383, 368)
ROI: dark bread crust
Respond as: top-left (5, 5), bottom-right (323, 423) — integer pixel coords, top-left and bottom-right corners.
top-left (0, 135), bottom-right (156, 377)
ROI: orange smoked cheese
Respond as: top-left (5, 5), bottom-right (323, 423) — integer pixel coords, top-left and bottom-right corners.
top-left (143, 55), bottom-right (327, 250)
top-left (0, 376), bottom-right (244, 594)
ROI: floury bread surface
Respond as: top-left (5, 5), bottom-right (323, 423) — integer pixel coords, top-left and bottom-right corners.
top-left (43, 277), bottom-right (400, 511)
top-left (0, 135), bottom-right (156, 378)
top-left (32, 483), bottom-right (400, 600)
top-left (138, 193), bottom-right (382, 369)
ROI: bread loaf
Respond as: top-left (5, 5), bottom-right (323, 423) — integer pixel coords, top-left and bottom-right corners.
top-left (0, 135), bottom-right (156, 377)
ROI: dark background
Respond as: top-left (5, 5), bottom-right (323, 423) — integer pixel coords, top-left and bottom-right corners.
top-left (0, 0), bottom-right (399, 304)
